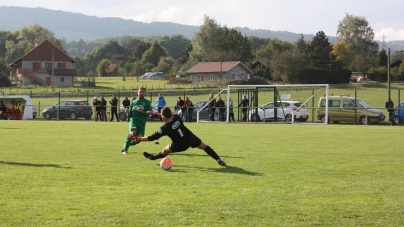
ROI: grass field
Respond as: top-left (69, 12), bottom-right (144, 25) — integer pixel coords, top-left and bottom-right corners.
top-left (1, 120), bottom-right (403, 226)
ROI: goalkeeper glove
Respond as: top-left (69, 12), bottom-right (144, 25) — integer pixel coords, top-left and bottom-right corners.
top-left (127, 134), bottom-right (141, 143)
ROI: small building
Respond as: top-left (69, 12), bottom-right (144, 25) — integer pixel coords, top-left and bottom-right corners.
top-left (8, 39), bottom-right (77, 86)
top-left (186, 61), bottom-right (253, 85)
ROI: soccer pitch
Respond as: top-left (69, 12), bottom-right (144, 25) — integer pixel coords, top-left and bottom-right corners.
top-left (1, 120), bottom-right (403, 226)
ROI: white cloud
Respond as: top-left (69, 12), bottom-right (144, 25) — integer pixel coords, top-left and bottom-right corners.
top-left (375, 27), bottom-right (404, 42)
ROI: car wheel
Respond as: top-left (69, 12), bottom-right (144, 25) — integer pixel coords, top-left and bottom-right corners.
top-left (299, 118), bottom-right (308, 122)
top-left (394, 116), bottom-right (401, 125)
top-left (251, 114), bottom-right (261, 122)
top-left (285, 114), bottom-right (292, 122)
top-left (320, 115), bottom-right (329, 123)
top-left (119, 112), bottom-right (127, 121)
top-left (70, 112), bottom-right (77, 120)
top-left (43, 112), bottom-right (51, 120)
top-left (360, 116), bottom-right (369, 125)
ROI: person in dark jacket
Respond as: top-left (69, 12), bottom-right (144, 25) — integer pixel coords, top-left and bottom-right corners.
top-left (385, 97), bottom-right (397, 126)
top-left (109, 93), bottom-right (119, 122)
top-left (238, 94), bottom-right (249, 122)
top-left (208, 94), bottom-right (216, 121)
top-left (100, 96), bottom-right (107, 122)
top-left (216, 96), bottom-right (225, 121)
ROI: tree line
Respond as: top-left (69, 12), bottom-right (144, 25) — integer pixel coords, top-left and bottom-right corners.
top-left (1, 14), bottom-right (404, 87)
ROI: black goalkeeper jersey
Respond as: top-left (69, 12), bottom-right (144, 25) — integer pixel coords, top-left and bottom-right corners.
top-left (148, 114), bottom-right (194, 144)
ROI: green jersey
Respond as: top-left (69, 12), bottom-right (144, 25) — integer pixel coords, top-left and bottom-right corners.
top-left (129, 98), bottom-right (153, 126)
top-left (229, 104), bottom-right (234, 114)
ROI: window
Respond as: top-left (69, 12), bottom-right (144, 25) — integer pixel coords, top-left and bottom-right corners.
top-left (210, 74), bottom-right (214, 81)
top-left (32, 62), bottom-right (37, 69)
top-left (57, 63), bottom-right (66, 69)
top-left (60, 77), bottom-right (65, 82)
top-left (45, 62), bottom-right (53, 69)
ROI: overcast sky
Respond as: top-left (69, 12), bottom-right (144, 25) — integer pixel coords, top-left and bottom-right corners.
top-left (2, 0), bottom-right (403, 41)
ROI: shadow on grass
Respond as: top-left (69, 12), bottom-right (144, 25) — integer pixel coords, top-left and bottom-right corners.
top-left (0, 161), bottom-right (71, 168)
top-left (175, 164), bottom-right (262, 176)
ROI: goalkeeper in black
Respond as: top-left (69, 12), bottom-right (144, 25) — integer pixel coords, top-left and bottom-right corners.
top-left (134, 107), bottom-right (226, 166)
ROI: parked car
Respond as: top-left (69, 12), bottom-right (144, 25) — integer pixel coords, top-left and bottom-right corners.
top-left (118, 104), bottom-right (159, 121)
top-left (178, 100), bottom-right (226, 122)
top-left (148, 72), bottom-right (164, 79)
top-left (140, 72), bottom-right (153, 79)
top-left (394, 101), bottom-right (404, 125)
top-left (350, 77), bottom-right (357, 82)
top-left (42, 100), bottom-right (93, 120)
top-left (317, 96), bottom-right (385, 124)
top-left (248, 101), bottom-right (309, 122)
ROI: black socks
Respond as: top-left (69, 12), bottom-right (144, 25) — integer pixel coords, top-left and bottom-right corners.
top-left (204, 146), bottom-right (220, 160)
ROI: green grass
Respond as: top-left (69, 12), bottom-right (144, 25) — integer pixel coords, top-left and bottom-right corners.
top-left (1, 120), bottom-right (403, 226)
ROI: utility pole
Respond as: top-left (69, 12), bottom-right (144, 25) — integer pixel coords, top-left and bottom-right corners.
top-left (52, 49), bottom-right (54, 92)
top-left (387, 48), bottom-right (390, 98)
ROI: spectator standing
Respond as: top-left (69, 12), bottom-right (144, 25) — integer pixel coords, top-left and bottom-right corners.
top-left (155, 93), bottom-right (166, 122)
top-left (121, 87), bottom-right (153, 154)
top-left (122, 97), bottom-right (130, 109)
top-left (93, 97), bottom-right (101, 121)
top-left (208, 94), bottom-right (216, 121)
top-left (228, 100), bottom-right (235, 122)
top-left (185, 97), bottom-right (194, 122)
top-left (216, 96), bottom-right (225, 121)
top-left (385, 97), bottom-right (397, 126)
top-left (238, 94), bottom-right (249, 122)
top-left (109, 93), bottom-right (120, 122)
top-left (176, 97), bottom-right (184, 116)
top-left (0, 101), bottom-right (7, 120)
top-left (100, 96), bottom-right (107, 122)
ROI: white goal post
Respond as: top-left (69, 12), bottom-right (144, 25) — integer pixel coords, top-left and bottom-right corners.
top-left (219, 84), bottom-right (330, 124)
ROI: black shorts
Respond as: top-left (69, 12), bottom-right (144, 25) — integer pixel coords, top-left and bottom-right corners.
top-left (169, 134), bottom-right (201, 153)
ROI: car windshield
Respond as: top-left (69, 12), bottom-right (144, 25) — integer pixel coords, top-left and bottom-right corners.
top-left (354, 99), bottom-right (369, 108)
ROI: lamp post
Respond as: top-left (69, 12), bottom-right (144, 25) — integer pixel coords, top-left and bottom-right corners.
top-left (387, 48), bottom-right (391, 98)
top-left (52, 49), bottom-right (54, 92)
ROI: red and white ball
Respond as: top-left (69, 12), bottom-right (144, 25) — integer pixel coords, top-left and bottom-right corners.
top-left (160, 157), bottom-right (173, 171)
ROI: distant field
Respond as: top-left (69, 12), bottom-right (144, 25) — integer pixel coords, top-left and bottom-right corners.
top-left (0, 120), bottom-right (403, 226)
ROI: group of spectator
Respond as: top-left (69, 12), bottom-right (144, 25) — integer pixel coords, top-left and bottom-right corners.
top-left (0, 100), bottom-right (24, 120)
top-left (92, 94), bottom-right (121, 122)
top-left (175, 96), bottom-right (194, 122)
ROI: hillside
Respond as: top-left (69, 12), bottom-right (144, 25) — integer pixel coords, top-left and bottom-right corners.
top-left (0, 6), bottom-right (403, 51)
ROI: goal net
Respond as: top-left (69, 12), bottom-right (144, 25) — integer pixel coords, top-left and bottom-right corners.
top-left (196, 84), bottom-right (329, 124)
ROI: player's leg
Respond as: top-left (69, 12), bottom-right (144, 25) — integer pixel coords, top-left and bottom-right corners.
top-left (192, 136), bottom-right (226, 166)
top-left (143, 145), bottom-right (172, 160)
top-left (121, 124), bottom-right (140, 154)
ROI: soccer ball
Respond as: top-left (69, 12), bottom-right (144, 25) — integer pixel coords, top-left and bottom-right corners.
top-left (160, 157), bottom-right (173, 171)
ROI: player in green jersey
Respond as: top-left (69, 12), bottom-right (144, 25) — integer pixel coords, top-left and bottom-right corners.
top-left (121, 87), bottom-right (153, 154)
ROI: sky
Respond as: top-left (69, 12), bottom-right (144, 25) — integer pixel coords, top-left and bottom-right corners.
top-left (2, 0), bottom-right (404, 41)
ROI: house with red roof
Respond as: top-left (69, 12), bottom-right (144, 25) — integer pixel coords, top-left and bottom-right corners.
top-left (8, 39), bottom-right (77, 86)
top-left (186, 61), bottom-right (253, 85)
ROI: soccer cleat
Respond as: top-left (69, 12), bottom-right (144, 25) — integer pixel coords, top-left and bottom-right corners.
top-left (121, 148), bottom-right (129, 155)
top-left (217, 159), bottom-right (226, 166)
top-left (143, 151), bottom-right (154, 160)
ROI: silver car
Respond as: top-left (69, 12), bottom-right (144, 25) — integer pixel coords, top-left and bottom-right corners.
top-left (249, 101), bottom-right (309, 122)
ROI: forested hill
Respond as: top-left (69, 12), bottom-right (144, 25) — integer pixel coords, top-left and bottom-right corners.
top-left (1, 6), bottom-right (404, 51)
top-left (0, 6), bottom-right (319, 42)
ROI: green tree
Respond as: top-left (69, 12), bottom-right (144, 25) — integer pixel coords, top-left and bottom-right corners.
top-left (309, 31), bottom-right (333, 69)
top-left (142, 42), bottom-right (166, 66)
top-left (190, 15), bottom-right (252, 63)
top-left (159, 35), bottom-right (190, 60)
top-left (96, 59), bottom-right (111, 77)
top-left (377, 49), bottom-right (388, 67)
top-left (336, 14), bottom-right (378, 73)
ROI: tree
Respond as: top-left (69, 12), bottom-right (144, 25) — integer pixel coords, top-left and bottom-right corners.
top-left (270, 50), bottom-right (310, 83)
top-left (141, 42), bottom-right (167, 66)
top-left (190, 15), bottom-right (252, 63)
top-left (377, 50), bottom-right (388, 67)
top-left (159, 35), bottom-right (190, 60)
top-left (332, 42), bottom-right (353, 68)
top-left (336, 14), bottom-right (378, 73)
top-left (295, 34), bottom-right (309, 54)
top-left (308, 31), bottom-right (332, 69)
